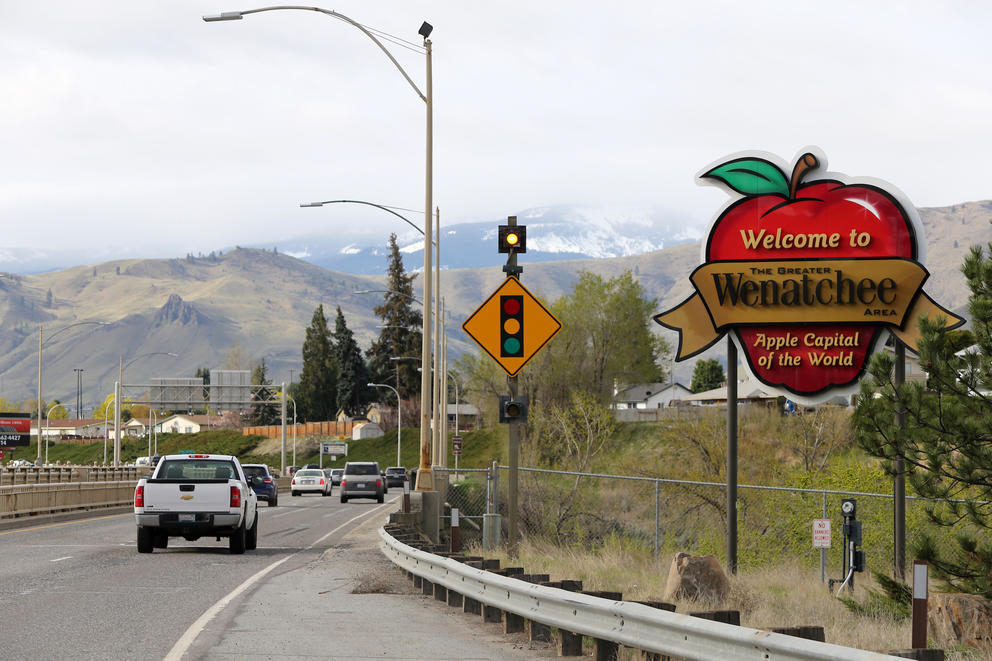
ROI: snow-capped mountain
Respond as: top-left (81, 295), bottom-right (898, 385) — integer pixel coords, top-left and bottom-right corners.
top-left (269, 205), bottom-right (702, 274)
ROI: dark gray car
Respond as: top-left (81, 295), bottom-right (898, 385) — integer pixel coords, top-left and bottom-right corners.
top-left (340, 461), bottom-right (383, 503)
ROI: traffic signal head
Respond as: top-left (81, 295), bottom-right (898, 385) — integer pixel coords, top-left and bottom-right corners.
top-left (499, 395), bottom-right (529, 423)
top-left (498, 225), bottom-right (527, 253)
top-left (841, 498), bottom-right (857, 519)
top-left (500, 295), bottom-right (523, 357)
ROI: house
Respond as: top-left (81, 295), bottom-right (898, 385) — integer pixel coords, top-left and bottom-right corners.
top-left (680, 379), bottom-right (782, 406)
top-left (155, 414), bottom-right (219, 435)
top-left (31, 418), bottom-right (106, 440)
top-left (614, 383), bottom-right (692, 409)
top-left (447, 403), bottom-right (480, 432)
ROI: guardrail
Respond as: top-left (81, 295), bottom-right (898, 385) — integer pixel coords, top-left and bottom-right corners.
top-left (0, 480), bottom-right (137, 520)
top-left (378, 528), bottom-right (904, 661)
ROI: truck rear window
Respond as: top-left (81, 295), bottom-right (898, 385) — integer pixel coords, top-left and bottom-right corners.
top-left (158, 460), bottom-right (237, 480)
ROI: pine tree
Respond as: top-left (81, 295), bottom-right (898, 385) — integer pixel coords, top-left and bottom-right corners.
top-left (366, 233), bottom-right (423, 399)
top-left (333, 306), bottom-right (371, 416)
top-left (854, 244), bottom-right (992, 597)
top-left (246, 358), bottom-right (279, 426)
top-left (297, 304), bottom-right (337, 421)
top-left (691, 358), bottom-right (725, 393)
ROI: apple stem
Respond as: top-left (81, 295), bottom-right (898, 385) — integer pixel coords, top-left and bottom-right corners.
top-left (788, 153), bottom-right (819, 199)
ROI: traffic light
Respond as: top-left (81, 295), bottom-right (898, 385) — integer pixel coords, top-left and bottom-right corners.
top-left (498, 225), bottom-right (527, 253)
top-left (500, 295), bottom-right (523, 357)
top-left (499, 395), bottom-right (529, 423)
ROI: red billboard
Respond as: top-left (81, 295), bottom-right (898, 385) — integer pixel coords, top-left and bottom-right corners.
top-left (0, 412), bottom-right (31, 447)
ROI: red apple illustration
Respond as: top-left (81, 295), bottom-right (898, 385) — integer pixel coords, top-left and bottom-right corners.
top-left (699, 151), bottom-right (917, 394)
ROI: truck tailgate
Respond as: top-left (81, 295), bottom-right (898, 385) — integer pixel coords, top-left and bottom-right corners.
top-left (142, 479), bottom-right (232, 513)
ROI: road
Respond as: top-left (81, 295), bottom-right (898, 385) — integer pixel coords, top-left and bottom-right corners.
top-left (0, 490), bottom-right (553, 660)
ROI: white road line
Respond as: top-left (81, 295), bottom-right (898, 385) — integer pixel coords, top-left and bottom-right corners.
top-left (50, 556), bottom-right (72, 562)
top-left (163, 502), bottom-right (393, 661)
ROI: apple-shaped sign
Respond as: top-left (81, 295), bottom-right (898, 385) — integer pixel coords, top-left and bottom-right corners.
top-left (655, 148), bottom-right (962, 401)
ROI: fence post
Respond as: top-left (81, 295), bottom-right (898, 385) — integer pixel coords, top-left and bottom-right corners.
top-left (451, 507), bottom-right (460, 553)
top-left (655, 480), bottom-right (660, 564)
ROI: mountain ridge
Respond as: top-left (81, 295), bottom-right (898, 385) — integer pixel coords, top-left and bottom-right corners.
top-left (0, 199), bottom-right (988, 410)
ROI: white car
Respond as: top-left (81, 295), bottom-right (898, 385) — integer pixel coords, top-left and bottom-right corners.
top-left (291, 468), bottom-right (332, 497)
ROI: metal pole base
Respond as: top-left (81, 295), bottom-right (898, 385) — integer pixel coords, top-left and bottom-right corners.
top-left (415, 467), bottom-right (435, 491)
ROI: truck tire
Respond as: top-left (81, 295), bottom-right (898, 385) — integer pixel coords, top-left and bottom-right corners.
top-left (229, 520), bottom-right (247, 555)
top-left (137, 527), bottom-right (154, 553)
top-left (245, 514), bottom-right (258, 551)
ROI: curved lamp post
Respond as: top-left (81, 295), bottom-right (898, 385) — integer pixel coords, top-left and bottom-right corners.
top-left (103, 397), bottom-right (115, 465)
top-left (369, 382), bottom-right (401, 466)
top-left (37, 321), bottom-right (109, 462)
top-left (116, 351), bottom-right (178, 466)
top-left (205, 5), bottom-right (435, 490)
top-left (44, 402), bottom-right (68, 465)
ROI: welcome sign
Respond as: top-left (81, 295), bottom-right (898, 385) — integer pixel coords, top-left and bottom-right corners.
top-left (655, 147), bottom-right (963, 401)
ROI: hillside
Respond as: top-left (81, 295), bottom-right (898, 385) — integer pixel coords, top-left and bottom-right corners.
top-left (1, 200), bottom-right (990, 407)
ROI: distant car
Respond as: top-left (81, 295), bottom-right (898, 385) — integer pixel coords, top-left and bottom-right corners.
top-left (291, 468), bottom-right (331, 497)
top-left (384, 467), bottom-right (408, 488)
top-left (329, 468), bottom-right (343, 486)
top-left (340, 461), bottom-right (384, 503)
top-left (243, 463), bottom-right (279, 507)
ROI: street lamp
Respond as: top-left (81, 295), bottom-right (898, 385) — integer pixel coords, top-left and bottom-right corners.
top-left (103, 397), bottom-right (115, 465)
top-left (116, 352), bottom-right (178, 467)
top-left (44, 402), bottom-right (68, 465)
top-left (37, 321), bottom-right (109, 463)
top-left (369, 382), bottom-right (401, 466)
top-left (205, 5), bottom-right (435, 490)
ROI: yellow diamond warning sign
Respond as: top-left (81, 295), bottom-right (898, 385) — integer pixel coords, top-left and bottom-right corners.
top-left (462, 276), bottom-right (562, 377)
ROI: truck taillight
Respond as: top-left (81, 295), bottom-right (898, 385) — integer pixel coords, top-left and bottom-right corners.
top-left (230, 485), bottom-right (241, 508)
top-left (134, 485), bottom-right (144, 508)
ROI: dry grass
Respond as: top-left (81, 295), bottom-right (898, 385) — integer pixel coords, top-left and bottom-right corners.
top-left (478, 539), bottom-right (989, 660)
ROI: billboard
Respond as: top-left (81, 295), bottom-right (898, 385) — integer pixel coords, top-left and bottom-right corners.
top-left (0, 412), bottom-right (31, 447)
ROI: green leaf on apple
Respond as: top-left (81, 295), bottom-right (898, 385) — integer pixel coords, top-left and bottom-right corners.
top-left (702, 158), bottom-right (790, 197)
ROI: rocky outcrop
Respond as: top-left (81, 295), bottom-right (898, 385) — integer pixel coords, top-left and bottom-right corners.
top-left (928, 593), bottom-right (992, 652)
top-left (663, 552), bottom-right (730, 602)
top-left (154, 294), bottom-right (201, 326)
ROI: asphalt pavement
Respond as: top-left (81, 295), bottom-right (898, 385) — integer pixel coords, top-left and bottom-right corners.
top-left (178, 507), bottom-right (556, 660)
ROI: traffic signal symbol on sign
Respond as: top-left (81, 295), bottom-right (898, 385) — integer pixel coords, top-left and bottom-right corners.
top-left (462, 276), bottom-right (562, 377)
top-left (500, 295), bottom-right (523, 357)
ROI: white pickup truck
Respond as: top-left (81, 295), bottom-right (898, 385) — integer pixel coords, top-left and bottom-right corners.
top-left (133, 453), bottom-right (259, 554)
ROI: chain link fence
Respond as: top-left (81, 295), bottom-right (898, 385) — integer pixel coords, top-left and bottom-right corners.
top-left (471, 465), bottom-right (966, 575)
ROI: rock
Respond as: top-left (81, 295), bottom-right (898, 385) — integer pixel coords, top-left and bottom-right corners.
top-left (663, 552), bottom-right (730, 602)
top-left (928, 593), bottom-right (992, 651)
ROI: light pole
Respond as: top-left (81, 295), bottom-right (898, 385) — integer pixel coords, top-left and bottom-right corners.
top-left (117, 352), bottom-right (178, 467)
top-left (44, 402), bottom-right (68, 464)
top-left (205, 6), bottom-right (435, 490)
top-left (287, 394), bottom-right (297, 467)
top-left (369, 382), bottom-right (401, 466)
top-left (37, 321), bottom-right (108, 463)
top-left (103, 397), bottom-right (115, 465)
top-left (304, 201), bottom-right (442, 455)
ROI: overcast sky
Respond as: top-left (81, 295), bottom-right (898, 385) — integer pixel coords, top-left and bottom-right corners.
top-left (1, 1), bottom-right (990, 262)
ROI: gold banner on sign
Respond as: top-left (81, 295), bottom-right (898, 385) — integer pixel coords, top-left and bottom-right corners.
top-left (656, 258), bottom-right (963, 359)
